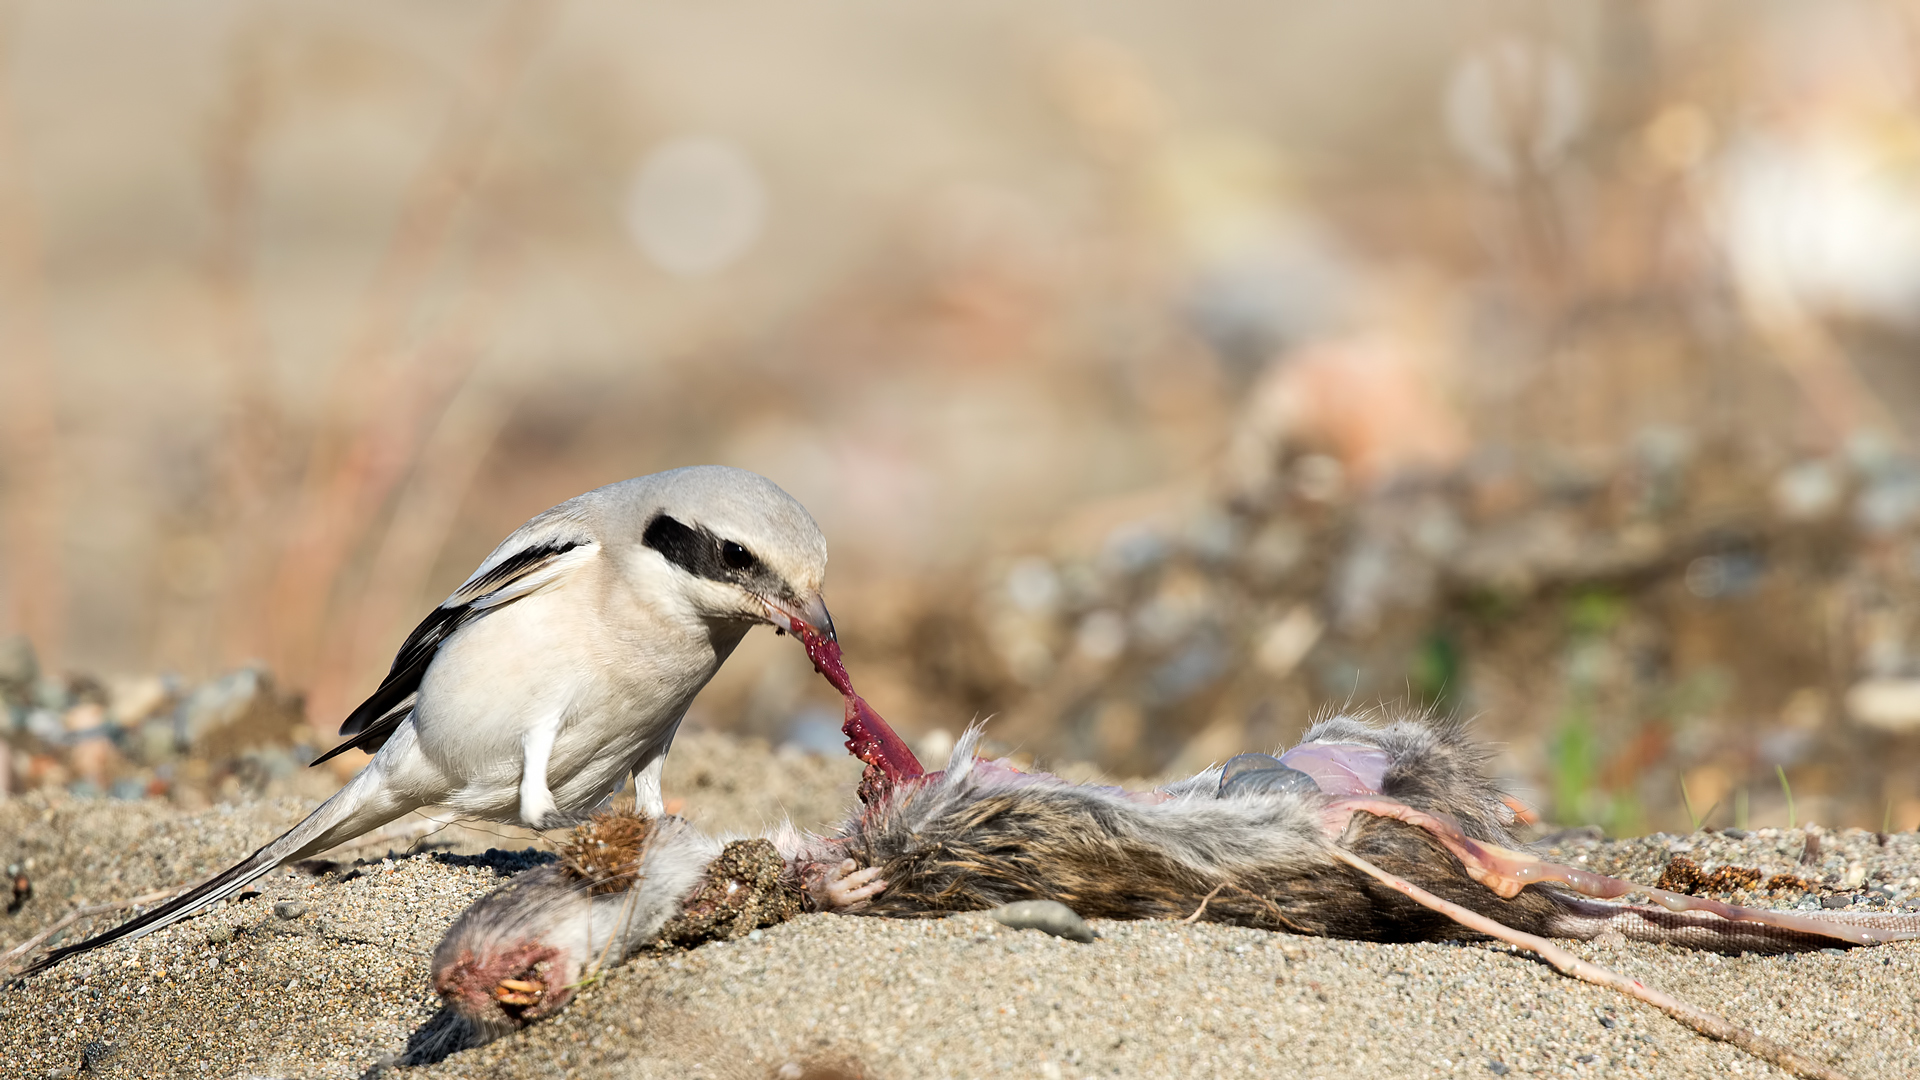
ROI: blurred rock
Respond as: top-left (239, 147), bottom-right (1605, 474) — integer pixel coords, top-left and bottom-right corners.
top-left (1, 659), bottom-right (315, 808)
top-left (23, 709), bottom-right (63, 744)
top-left (62, 702), bottom-right (107, 736)
top-left (1846, 679), bottom-right (1920, 733)
top-left (67, 734), bottom-right (126, 788)
top-left (174, 666), bottom-right (306, 754)
top-left (0, 635), bottom-right (36, 705)
top-left (132, 717), bottom-right (179, 765)
top-left (1774, 460), bottom-right (1844, 521)
top-left (107, 675), bottom-right (175, 728)
top-left (108, 778), bottom-right (148, 801)
top-left (882, 423), bottom-right (1920, 830)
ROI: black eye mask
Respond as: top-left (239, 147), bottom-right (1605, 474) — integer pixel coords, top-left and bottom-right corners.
top-left (642, 512), bottom-right (783, 596)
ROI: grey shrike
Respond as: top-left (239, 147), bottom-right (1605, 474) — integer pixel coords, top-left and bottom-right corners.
top-left (22, 465), bottom-right (837, 975)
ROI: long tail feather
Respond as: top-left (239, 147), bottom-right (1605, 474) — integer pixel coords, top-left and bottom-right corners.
top-left (18, 766), bottom-right (416, 976)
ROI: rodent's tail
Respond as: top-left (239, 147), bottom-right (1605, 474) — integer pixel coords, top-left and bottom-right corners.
top-left (1543, 893), bottom-right (1920, 954)
top-left (17, 764), bottom-right (418, 977)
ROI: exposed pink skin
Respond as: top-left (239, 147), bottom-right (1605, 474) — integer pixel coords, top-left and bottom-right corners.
top-left (797, 623), bottom-right (924, 804)
top-left (432, 941), bottom-right (578, 1029)
top-left (1278, 742), bottom-right (1392, 795)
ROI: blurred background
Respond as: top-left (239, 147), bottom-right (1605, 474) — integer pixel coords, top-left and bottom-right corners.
top-left (6, 0), bottom-right (1920, 834)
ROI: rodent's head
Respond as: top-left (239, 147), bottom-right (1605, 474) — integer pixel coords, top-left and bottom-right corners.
top-left (433, 939), bottom-right (579, 1030)
top-left (431, 864), bottom-right (595, 1032)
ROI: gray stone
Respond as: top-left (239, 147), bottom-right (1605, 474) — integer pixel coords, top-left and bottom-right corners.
top-left (176, 668), bottom-right (265, 747)
top-left (990, 900), bottom-right (1095, 943)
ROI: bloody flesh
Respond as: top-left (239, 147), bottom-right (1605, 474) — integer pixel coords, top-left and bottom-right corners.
top-left (798, 624), bottom-right (924, 803)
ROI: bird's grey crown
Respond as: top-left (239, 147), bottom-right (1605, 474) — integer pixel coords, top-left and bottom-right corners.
top-left (607, 465), bottom-right (827, 589)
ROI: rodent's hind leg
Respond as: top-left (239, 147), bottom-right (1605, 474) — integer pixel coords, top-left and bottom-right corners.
top-left (1331, 847), bottom-right (1853, 1080)
top-left (801, 858), bottom-right (888, 912)
top-left (1328, 797), bottom-right (1920, 949)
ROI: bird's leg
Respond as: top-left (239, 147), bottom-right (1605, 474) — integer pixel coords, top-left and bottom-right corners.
top-left (631, 755), bottom-right (666, 819)
top-left (1325, 797), bottom-right (1920, 948)
top-left (519, 719), bottom-right (563, 830)
top-left (1329, 847), bottom-right (1855, 1080)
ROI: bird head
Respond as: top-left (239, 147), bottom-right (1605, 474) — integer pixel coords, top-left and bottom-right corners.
top-left (622, 465), bottom-right (835, 640)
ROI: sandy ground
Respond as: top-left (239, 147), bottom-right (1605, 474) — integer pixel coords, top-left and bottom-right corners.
top-left (4, 731), bottom-right (1919, 1080)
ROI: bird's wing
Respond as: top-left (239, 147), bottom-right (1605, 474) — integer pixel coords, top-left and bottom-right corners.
top-left (311, 518), bottom-right (598, 766)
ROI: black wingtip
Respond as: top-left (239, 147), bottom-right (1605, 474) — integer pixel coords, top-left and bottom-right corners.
top-left (308, 710), bottom-right (405, 768)
top-left (308, 740), bottom-right (355, 768)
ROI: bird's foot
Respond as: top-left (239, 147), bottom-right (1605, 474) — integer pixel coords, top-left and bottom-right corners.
top-left (805, 858), bottom-right (887, 912)
top-left (518, 786), bottom-right (582, 831)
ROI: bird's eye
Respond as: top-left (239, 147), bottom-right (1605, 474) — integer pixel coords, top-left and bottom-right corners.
top-left (720, 540), bottom-right (757, 571)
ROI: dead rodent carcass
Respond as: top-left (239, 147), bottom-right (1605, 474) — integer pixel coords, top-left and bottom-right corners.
top-left (431, 716), bottom-right (1920, 1080)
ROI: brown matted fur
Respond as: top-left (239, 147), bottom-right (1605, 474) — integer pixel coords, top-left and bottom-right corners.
top-left (837, 715), bottom-right (1564, 942)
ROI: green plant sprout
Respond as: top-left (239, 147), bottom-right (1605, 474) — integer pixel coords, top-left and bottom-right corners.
top-left (1679, 778), bottom-right (1720, 832)
top-left (1776, 765), bottom-right (1795, 830)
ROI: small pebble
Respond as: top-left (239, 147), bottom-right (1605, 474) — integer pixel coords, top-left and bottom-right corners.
top-left (204, 925), bottom-right (233, 945)
top-left (1487, 1060), bottom-right (1511, 1075)
top-left (81, 1041), bottom-right (116, 1070)
top-left (1721, 828), bottom-right (1748, 840)
top-left (1820, 894), bottom-right (1855, 910)
top-left (990, 900), bottom-right (1096, 943)
top-left (272, 901), bottom-right (308, 920)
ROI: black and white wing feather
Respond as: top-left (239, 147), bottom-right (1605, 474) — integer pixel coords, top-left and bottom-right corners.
top-left (311, 509), bottom-right (597, 766)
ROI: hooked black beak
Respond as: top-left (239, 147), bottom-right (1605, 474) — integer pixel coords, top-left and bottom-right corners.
top-left (761, 591), bottom-right (835, 642)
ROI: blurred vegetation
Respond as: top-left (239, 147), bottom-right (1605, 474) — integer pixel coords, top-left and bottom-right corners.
top-left (5, 2), bottom-right (1920, 832)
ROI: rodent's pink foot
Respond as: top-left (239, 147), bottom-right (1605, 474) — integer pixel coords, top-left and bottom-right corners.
top-left (821, 858), bottom-right (887, 911)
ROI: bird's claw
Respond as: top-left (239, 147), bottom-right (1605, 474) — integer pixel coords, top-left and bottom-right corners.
top-left (822, 858), bottom-right (887, 911)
